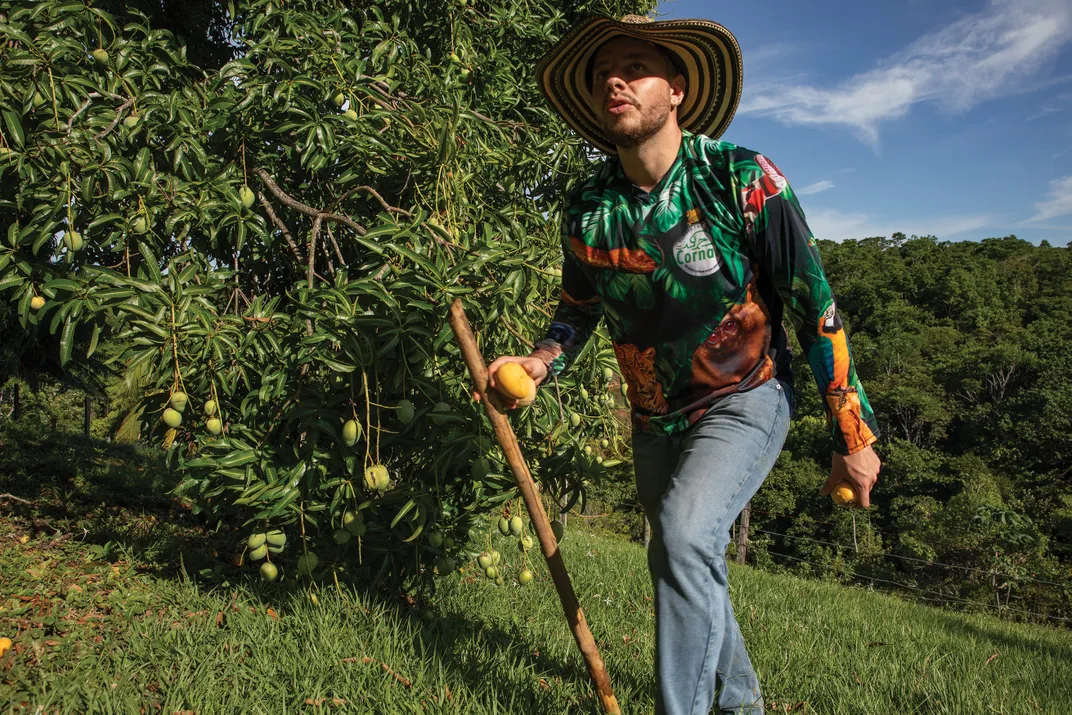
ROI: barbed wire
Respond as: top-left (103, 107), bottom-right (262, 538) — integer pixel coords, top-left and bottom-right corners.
top-left (764, 549), bottom-right (1072, 626)
top-left (753, 528), bottom-right (1067, 589)
top-left (749, 507), bottom-right (899, 538)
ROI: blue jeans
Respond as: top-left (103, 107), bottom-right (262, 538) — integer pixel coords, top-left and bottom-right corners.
top-left (632, 378), bottom-right (794, 715)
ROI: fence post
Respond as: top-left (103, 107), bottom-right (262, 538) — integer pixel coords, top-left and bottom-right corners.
top-left (736, 501), bottom-right (751, 564)
top-left (84, 395), bottom-right (91, 438)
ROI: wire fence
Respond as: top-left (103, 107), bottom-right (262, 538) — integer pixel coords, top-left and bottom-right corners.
top-left (762, 548), bottom-right (1072, 627)
top-left (752, 528), bottom-right (1066, 589)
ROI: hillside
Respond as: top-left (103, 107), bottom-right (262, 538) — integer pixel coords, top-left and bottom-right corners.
top-left (2, 425), bottom-right (1070, 714)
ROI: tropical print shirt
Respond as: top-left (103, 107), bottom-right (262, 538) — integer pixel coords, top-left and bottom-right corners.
top-left (531, 131), bottom-right (879, 455)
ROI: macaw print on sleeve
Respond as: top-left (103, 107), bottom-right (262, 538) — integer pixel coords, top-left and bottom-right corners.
top-left (690, 283), bottom-right (773, 391)
top-left (613, 343), bottom-right (668, 415)
top-left (819, 302), bottom-right (852, 387)
top-left (570, 236), bottom-right (660, 274)
top-left (740, 154), bottom-right (788, 231)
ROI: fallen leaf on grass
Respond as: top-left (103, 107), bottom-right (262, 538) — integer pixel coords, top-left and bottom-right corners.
top-left (985, 653), bottom-right (999, 666)
top-left (304, 697), bottom-right (348, 707)
top-left (266, 608), bottom-right (278, 620)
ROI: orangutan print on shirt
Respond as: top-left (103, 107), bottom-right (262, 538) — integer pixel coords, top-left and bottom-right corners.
top-left (531, 131), bottom-right (879, 454)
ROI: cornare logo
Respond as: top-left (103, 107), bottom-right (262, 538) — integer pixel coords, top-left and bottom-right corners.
top-left (673, 223), bottom-right (720, 277)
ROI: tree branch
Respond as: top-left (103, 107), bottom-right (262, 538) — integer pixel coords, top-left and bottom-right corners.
top-left (308, 215), bottom-right (321, 288)
top-left (94, 98), bottom-right (134, 141)
top-left (326, 223), bottom-right (346, 267)
top-left (335, 185), bottom-right (413, 218)
top-left (253, 168), bottom-right (367, 235)
top-left (258, 191), bottom-right (305, 264)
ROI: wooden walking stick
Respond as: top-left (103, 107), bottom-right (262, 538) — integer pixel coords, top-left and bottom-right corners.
top-left (448, 299), bottom-right (621, 715)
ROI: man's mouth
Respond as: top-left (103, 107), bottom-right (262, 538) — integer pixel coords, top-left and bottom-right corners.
top-left (607, 98), bottom-right (633, 115)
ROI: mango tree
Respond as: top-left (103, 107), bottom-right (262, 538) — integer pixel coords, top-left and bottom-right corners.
top-left (0, 0), bottom-right (650, 590)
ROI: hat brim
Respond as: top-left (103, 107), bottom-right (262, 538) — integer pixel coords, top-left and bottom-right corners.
top-left (535, 16), bottom-right (743, 155)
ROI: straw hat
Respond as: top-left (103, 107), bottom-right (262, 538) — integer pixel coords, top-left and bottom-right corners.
top-left (535, 14), bottom-right (743, 155)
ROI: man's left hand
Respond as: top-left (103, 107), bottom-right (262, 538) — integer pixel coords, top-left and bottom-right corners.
top-left (820, 445), bottom-right (881, 508)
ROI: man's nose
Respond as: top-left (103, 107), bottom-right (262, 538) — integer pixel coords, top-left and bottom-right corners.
top-left (602, 74), bottom-right (627, 97)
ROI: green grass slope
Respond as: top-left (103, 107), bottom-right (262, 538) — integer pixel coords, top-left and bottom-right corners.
top-left (1, 423), bottom-right (1070, 713)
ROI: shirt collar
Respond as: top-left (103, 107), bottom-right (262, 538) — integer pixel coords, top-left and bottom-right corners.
top-left (608, 130), bottom-right (693, 199)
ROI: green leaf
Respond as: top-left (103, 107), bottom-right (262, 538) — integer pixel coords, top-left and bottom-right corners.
top-left (86, 322), bottom-right (101, 358)
top-left (2, 110), bottom-right (24, 147)
top-left (59, 318), bottom-right (74, 366)
top-left (217, 449), bottom-right (257, 468)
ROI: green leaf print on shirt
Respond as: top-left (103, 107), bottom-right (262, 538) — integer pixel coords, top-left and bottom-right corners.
top-left (598, 272), bottom-right (657, 310)
top-left (653, 266), bottom-right (690, 302)
top-left (647, 180), bottom-right (686, 234)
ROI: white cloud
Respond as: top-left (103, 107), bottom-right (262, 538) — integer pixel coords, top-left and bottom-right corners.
top-left (805, 208), bottom-right (993, 242)
top-left (739, 0), bottom-right (1072, 145)
top-left (1029, 176), bottom-right (1072, 221)
top-left (797, 180), bottom-right (835, 196)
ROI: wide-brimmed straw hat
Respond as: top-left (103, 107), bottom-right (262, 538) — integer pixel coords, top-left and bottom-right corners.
top-left (535, 14), bottom-right (743, 155)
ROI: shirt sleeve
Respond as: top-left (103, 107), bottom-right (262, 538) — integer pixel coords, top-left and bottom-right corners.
top-left (529, 222), bottom-right (603, 378)
top-left (736, 152), bottom-right (880, 455)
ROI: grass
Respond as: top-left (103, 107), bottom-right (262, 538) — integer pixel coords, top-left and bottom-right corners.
top-left (1, 422), bottom-right (1071, 714)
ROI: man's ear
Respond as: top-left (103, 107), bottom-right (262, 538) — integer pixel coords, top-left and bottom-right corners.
top-left (670, 74), bottom-right (686, 108)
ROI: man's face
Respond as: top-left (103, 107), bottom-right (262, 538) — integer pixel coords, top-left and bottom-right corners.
top-left (589, 36), bottom-right (685, 149)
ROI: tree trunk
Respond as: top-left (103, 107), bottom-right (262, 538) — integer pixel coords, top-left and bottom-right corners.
top-left (643, 514), bottom-right (651, 548)
top-left (736, 501), bottom-right (751, 565)
top-left (13, 383), bottom-right (20, 421)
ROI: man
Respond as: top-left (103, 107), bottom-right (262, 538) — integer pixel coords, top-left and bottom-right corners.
top-left (481, 14), bottom-right (881, 715)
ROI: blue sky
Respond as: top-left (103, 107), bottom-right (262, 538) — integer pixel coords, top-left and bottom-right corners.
top-left (661, 0), bottom-right (1072, 246)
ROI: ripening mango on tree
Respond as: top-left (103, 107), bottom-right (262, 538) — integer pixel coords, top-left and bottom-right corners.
top-left (342, 419), bottom-right (359, 446)
top-left (162, 408), bottom-right (182, 428)
top-left (396, 399), bottom-right (415, 424)
top-left (170, 391), bottom-right (188, 413)
top-left (296, 553), bottom-right (318, 575)
top-left (63, 231), bottom-right (83, 252)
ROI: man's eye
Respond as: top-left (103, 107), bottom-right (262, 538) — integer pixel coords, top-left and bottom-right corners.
top-left (631, 62), bottom-right (644, 70)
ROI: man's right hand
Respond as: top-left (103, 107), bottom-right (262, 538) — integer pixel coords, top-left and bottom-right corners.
top-left (474, 356), bottom-right (549, 410)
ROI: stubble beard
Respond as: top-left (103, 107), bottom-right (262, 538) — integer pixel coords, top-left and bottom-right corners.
top-left (601, 95), bottom-right (672, 150)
